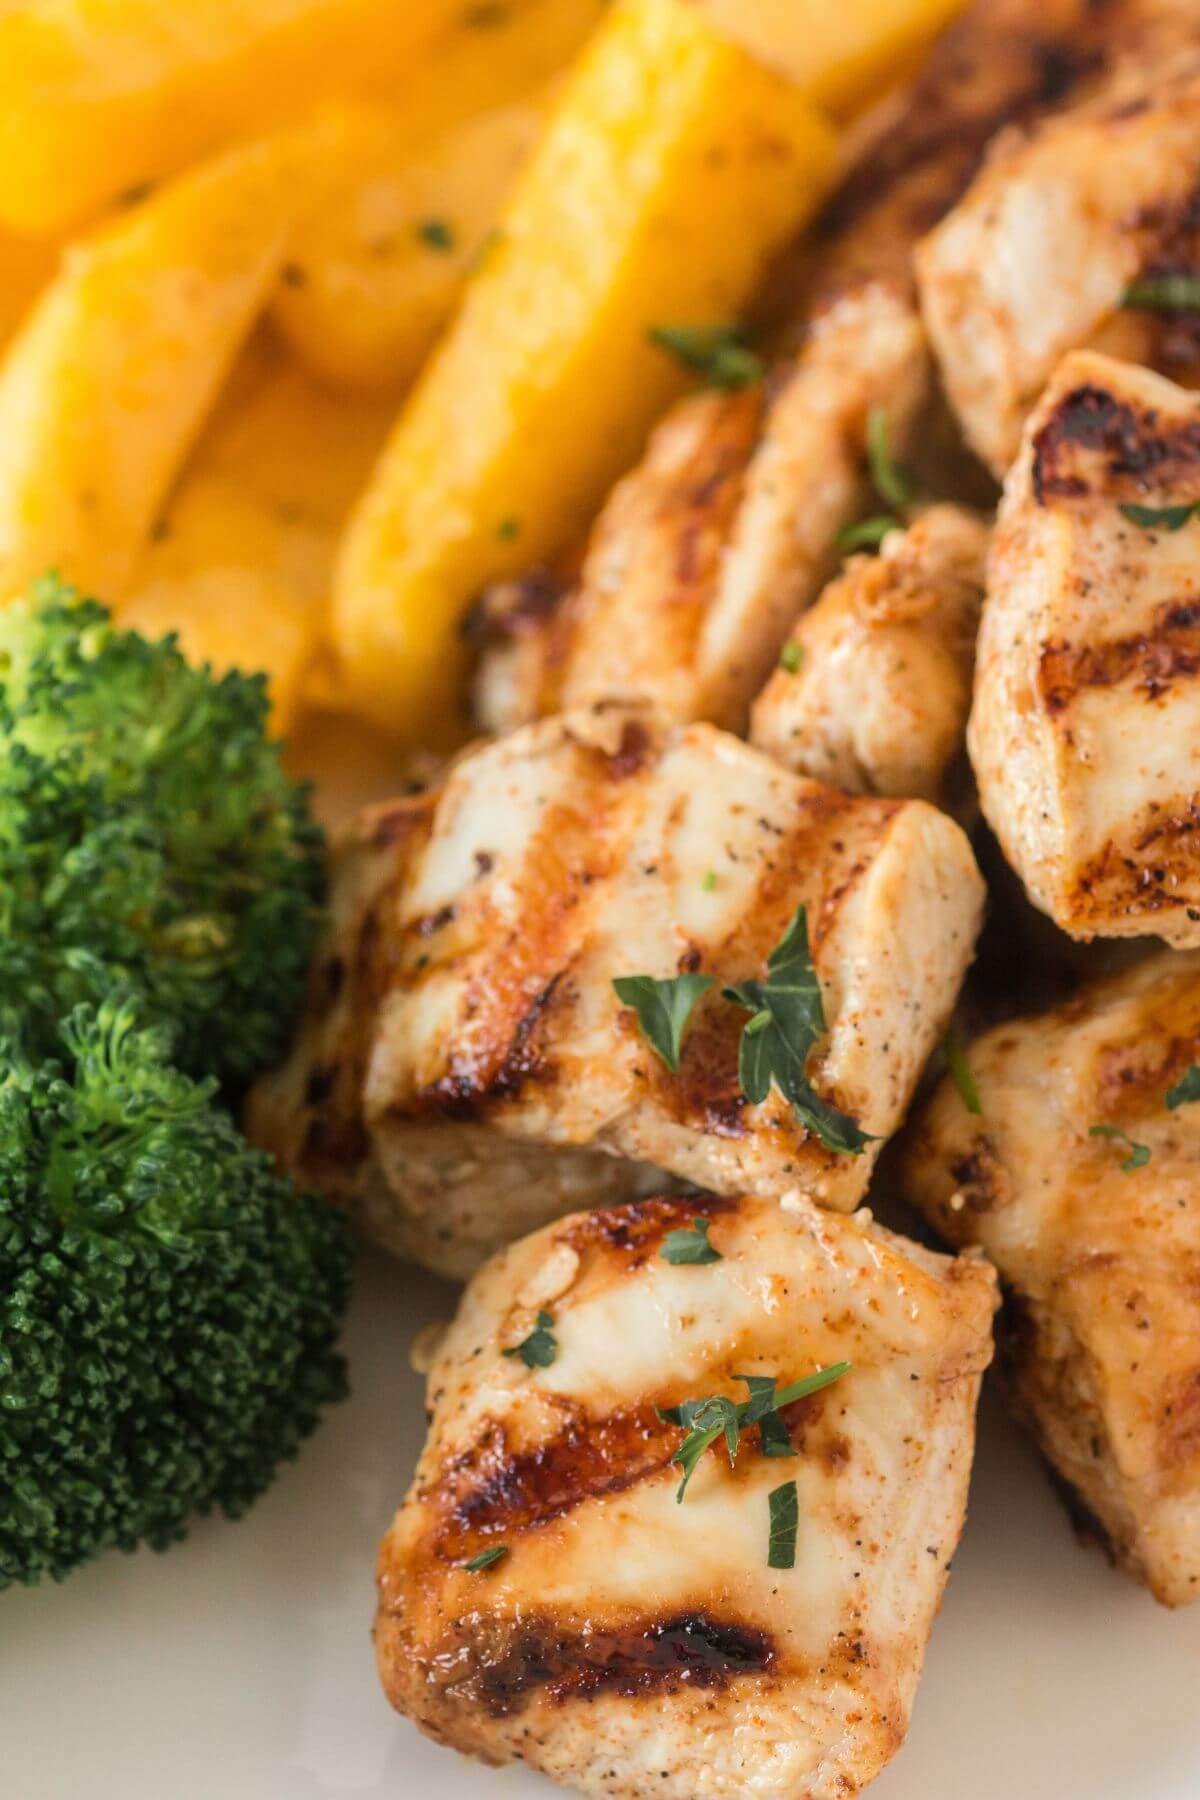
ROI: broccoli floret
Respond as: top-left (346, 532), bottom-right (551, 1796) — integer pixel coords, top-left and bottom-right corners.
top-left (0, 998), bottom-right (350, 1590)
top-left (0, 576), bottom-right (325, 1086)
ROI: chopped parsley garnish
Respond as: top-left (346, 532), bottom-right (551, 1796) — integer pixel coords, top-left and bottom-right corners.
top-left (836, 408), bottom-right (914, 557)
top-left (701, 869), bottom-right (718, 892)
top-left (779, 640), bottom-right (803, 674)
top-left (836, 514), bottom-right (901, 552)
top-left (496, 515), bottom-right (521, 541)
top-left (866, 406), bottom-right (916, 513)
top-left (724, 906), bottom-right (873, 1155)
top-left (417, 217), bottom-right (455, 252)
top-left (649, 322), bottom-right (765, 390)
top-left (943, 1028), bottom-right (982, 1116)
top-left (613, 971), bottom-right (714, 1072)
top-left (1119, 500), bottom-right (1200, 532)
top-left (1121, 275), bottom-right (1200, 313)
top-left (1166, 1065), bottom-right (1200, 1110)
top-left (767, 1480), bottom-right (799, 1569)
top-left (463, 1544), bottom-right (509, 1572)
top-left (660, 1216), bottom-right (722, 1267)
top-left (657, 1363), bottom-right (851, 1501)
top-left (656, 1395), bottom-right (741, 1499)
top-left (503, 1309), bottom-right (557, 1369)
top-left (1088, 1123), bottom-right (1150, 1171)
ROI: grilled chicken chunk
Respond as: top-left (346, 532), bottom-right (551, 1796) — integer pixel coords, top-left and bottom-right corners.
top-left (377, 1188), bottom-right (997, 1797)
top-left (473, 285), bottom-right (929, 738)
top-left (917, 50), bottom-right (1200, 477)
top-left (751, 505), bottom-right (988, 804)
top-left (900, 949), bottom-right (1200, 1607)
top-left (971, 351), bottom-right (1200, 946)
top-left (249, 705), bottom-right (984, 1278)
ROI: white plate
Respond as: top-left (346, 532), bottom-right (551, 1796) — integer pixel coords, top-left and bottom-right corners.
top-left (4, 1244), bottom-right (1200, 1799)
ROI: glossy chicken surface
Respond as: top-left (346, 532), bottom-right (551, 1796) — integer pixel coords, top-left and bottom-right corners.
top-left (900, 950), bottom-right (1200, 1607)
top-left (970, 350), bottom-right (1200, 946)
top-left (377, 1188), bottom-right (997, 1797)
top-left (751, 504), bottom-right (988, 803)
top-left (473, 285), bottom-right (929, 737)
top-left (917, 46), bottom-right (1200, 476)
top-left (249, 704), bottom-right (984, 1277)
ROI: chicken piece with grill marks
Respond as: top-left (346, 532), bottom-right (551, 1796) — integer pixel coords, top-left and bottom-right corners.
top-left (376, 1187), bottom-right (997, 1796)
top-left (970, 350), bottom-right (1200, 946)
top-left (472, 285), bottom-right (929, 738)
top-left (900, 948), bottom-right (1200, 1607)
top-left (247, 704), bottom-right (984, 1278)
top-left (917, 46), bottom-right (1200, 478)
top-left (470, 0), bottom-right (1167, 741)
top-left (750, 504), bottom-right (988, 804)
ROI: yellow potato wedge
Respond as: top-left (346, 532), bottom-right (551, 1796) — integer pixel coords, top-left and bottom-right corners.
top-left (375, 0), bottom-right (608, 149)
top-left (0, 138), bottom-right (300, 603)
top-left (120, 477), bottom-right (320, 735)
top-left (120, 336), bottom-right (394, 731)
top-left (271, 0), bottom-right (608, 394)
top-left (0, 230), bottom-right (57, 353)
top-left (0, 0), bottom-right (460, 235)
top-left (272, 98), bottom-right (548, 393)
top-left (195, 334), bottom-right (395, 534)
top-left (697, 0), bottom-right (966, 116)
top-left (332, 0), bottom-right (838, 740)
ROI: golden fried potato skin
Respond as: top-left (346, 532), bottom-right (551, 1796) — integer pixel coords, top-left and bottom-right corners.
top-left (0, 0), bottom-right (460, 235)
top-left (331, 0), bottom-right (838, 741)
top-left (0, 139), bottom-right (301, 602)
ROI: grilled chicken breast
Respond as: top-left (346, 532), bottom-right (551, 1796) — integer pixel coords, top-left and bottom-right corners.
top-left (917, 49), bottom-right (1200, 476)
top-left (249, 704), bottom-right (984, 1277)
top-left (377, 1187), bottom-right (997, 1796)
top-left (473, 286), bottom-right (929, 738)
top-left (970, 350), bottom-right (1200, 946)
top-left (900, 949), bottom-right (1200, 1607)
top-left (751, 505), bottom-right (988, 804)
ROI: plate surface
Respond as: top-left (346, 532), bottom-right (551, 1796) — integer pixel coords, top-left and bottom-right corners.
top-left (5, 1244), bottom-right (1200, 1799)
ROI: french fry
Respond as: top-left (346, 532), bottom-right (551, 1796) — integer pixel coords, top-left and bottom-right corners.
top-left (271, 0), bottom-right (608, 393)
top-left (370, 0), bottom-right (608, 148)
top-left (272, 98), bottom-right (548, 393)
top-left (119, 477), bottom-right (320, 735)
top-left (696, 0), bottom-right (967, 116)
top-left (0, 138), bottom-right (300, 602)
top-left (331, 0), bottom-right (838, 740)
top-left (0, 230), bottom-right (57, 353)
top-left (120, 336), bottom-right (394, 731)
top-left (0, 0), bottom-right (461, 235)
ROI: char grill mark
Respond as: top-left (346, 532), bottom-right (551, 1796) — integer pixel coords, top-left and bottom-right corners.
top-left (432, 1402), bottom-right (680, 1555)
top-left (1031, 383), bottom-right (1200, 504)
top-left (814, 20), bottom-right (1103, 256)
top-left (421, 973), bottom-right (565, 1119)
top-left (560, 1190), bottom-right (737, 1269)
top-left (432, 1610), bottom-right (777, 1717)
top-left (462, 569), bottom-right (570, 650)
top-left (1040, 602), bottom-right (1200, 710)
top-left (1128, 177), bottom-right (1200, 375)
top-left (1069, 801), bottom-right (1200, 921)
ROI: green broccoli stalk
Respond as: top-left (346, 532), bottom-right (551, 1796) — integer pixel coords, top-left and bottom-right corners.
top-left (0, 998), bottom-right (350, 1590)
top-left (0, 575), bottom-right (325, 1086)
